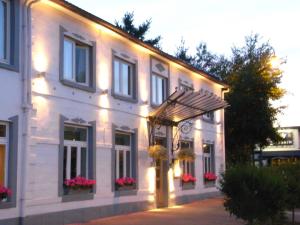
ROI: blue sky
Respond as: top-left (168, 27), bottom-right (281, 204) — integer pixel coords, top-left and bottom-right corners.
top-left (70, 0), bottom-right (300, 126)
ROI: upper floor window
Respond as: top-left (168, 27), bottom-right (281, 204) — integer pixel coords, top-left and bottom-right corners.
top-left (203, 111), bottom-right (214, 122)
top-left (63, 125), bottom-right (88, 180)
top-left (0, 123), bottom-right (8, 186)
top-left (113, 58), bottom-right (134, 98)
top-left (63, 37), bottom-right (90, 86)
top-left (152, 74), bottom-right (167, 105)
top-left (0, 0), bottom-right (9, 63)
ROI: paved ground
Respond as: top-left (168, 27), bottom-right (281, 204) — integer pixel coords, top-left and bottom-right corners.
top-left (70, 198), bottom-right (244, 225)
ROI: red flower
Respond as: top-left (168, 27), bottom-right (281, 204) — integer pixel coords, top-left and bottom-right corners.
top-left (64, 176), bottom-right (96, 189)
top-left (204, 172), bottom-right (217, 181)
top-left (0, 185), bottom-right (12, 199)
top-left (182, 174), bottom-right (197, 183)
top-left (115, 177), bottom-right (136, 187)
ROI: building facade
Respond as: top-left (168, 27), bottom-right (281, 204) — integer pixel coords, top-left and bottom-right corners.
top-left (258, 127), bottom-right (300, 166)
top-left (0, 1), bottom-right (228, 224)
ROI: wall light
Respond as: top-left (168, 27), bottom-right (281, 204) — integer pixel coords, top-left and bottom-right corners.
top-left (173, 160), bottom-right (182, 178)
top-left (100, 89), bottom-right (109, 95)
top-left (36, 71), bottom-right (46, 78)
top-left (141, 100), bottom-right (148, 105)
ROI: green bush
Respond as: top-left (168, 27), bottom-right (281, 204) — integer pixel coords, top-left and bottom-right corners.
top-left (220, 165), bottom-right (287, 225)
top-left (276, 163), bottom-right (300, 224)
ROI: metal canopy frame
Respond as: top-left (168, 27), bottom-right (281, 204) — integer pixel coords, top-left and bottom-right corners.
top-left (149, 89), bottom-right (229, 127)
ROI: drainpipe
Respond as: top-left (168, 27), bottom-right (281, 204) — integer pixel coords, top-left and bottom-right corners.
top-left (221, 87), bottom-right (229, 170)
top-left (20, 0), bottom-right (41, 219)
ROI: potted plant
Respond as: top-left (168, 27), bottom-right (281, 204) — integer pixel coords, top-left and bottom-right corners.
top-left (115, 177), bottom-right (136, 191)
top-left (204, 172), bottom-right (217, 186)
top-left (177, 148), bottom-right (195, 161)
top-left (182, 173), bottom-right (196, 186)
top-left (0, 185), bottom-right (12, 202)
top-left (148, 145), bottom-right (168, 160)
top-left (64, 176), bottom-right (96, 195)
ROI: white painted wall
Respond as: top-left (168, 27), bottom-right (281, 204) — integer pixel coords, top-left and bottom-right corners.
top-left (0, 0), bottom-right (226, 220)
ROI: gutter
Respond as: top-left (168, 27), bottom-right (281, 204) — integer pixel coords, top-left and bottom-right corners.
top-left (20, 0), bottom-right (41, 219)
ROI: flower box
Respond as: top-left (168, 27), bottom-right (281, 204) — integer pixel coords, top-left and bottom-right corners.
top-left (0, 186), bottom-right (12, 203)
top-left (64, 176), bottom-right (96, 195)
top-left (115, 177), bottom-right (136, 191)
top-left (182, 173), bottom-right (196, 184)
top-left (203, 172), bottom-right (217, 182)
top-left (182, 181), bottom-right (195, 190)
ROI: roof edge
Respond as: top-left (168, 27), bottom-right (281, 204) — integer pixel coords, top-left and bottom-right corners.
top-left (49, 0), bottom-right (229, 88)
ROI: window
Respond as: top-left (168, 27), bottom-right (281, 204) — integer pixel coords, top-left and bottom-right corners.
top-left (0, 0), bottom-right (9, 63)
top-left (203, 143), bottom-right (214, 174)
top-left (115, 132), bottom-right (132, 179)
top-left (203, 111), bottom-right (214, 122)
top-left (63, 37), bottom-right (90, 86)
top-left (63, 125), bottom-right (88, 180)
top-left (152, 74), bottom-right (167, 105)
top-left (0, 123), bottom-right (8, 186)
top-left (113, 58), bottom-right (134, 97)
top-left (180, 141), bottom-right (194, 175)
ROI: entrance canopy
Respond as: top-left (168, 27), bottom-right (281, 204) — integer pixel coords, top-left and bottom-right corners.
top-left (149, 89), bottom-right (229, 126)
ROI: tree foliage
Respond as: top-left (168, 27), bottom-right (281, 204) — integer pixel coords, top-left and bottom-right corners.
top-left (175, 34), bottom-right (285, 165)
top-left (224, 35), bottom-right (285, 165)
top-left (115, 12), bottom-right (161, 48)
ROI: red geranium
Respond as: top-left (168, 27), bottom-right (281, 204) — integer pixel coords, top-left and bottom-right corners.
top-left (0, 185), bottom-right (12, 200)
top-left (204, 172), bottom-right (217, 181)
top-left (182, 173), bottom-right (196, 183)
top-left (64, 176), bottom-right (96, 189)
top-left (115, 177), bottom-right (136, 187)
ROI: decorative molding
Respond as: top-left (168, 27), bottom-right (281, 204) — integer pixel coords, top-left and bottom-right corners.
top-left (71, 118), bottom-right (86, 124)
top-left (155, 63), bottom-right (165, 72)
top-left (121, 53), bottom-right (130, 59)
top-left (72, 33), bottom-right (85, 41)
top-left (120, 125), bottom-right (131, 131)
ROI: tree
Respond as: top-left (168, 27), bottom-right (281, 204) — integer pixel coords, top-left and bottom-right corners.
top-left (115, 12), bottom-right (161, 48)
top-left (174, 38), bottom-right (194, 64)
top-left (224, 34), bottom-right (285, 165)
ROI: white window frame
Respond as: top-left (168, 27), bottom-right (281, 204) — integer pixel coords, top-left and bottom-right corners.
top-left (0, 122), bottom-right (9, 186)
top-left (203, 143), bottom-right (214, 174)
top-left (113, 58), bottom-right (134, 98)
top-left (63, 125), bottom-right (88, 180)
top-left (180, 141), bottom-right (193, 175)
top-left (115, 132), bottom-right (132, 179)
top-left (152, 73), bottom-right (167, 105)
top-left (63, 37), bottom-right (90, 86)
top-left (0, 0), bottom-right (10, 64)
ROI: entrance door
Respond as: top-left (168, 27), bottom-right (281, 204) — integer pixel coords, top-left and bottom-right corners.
top-left (154, 137), bottom-right (169, 208)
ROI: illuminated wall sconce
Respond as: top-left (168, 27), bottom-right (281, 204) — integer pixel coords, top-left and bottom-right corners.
top-left (173, 159), bottom-right (182, 178)
top-left (141, 100), bottom-right (148, 105)
top-left (36, 71), bottom-right (46, 78)
top-left (100, 89), bottom-right (109, 95)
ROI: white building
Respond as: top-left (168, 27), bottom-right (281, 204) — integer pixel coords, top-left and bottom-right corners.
top-left (0, 1), bottom-right (228, 224)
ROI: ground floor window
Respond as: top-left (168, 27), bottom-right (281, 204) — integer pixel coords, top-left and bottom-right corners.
top-left (0, 122), bottom-right (8, 186)
top-left (63, 125), bottom-right (88, 180)
top-left (115, 132), bottom-right (132, 179)
top-left (203, 143), bottom-right (216, 183)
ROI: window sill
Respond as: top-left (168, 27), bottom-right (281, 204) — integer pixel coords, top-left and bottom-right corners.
top-left (0, 62), bottom-right (19, 72)
top-left (204, 181), bottom-right (216, 188)
top-left (111, 93), bottom-right (138, 103)
top-left (182, 182), bottom-right (195, 190)
top-left (60, 79), bottom-right (96, 93)
top-left (62, 188), bottom-right (94, 202)
top-left (0, 200), bottom-right (16, 209)
top-left (114, 186), bottom-right (137, 197)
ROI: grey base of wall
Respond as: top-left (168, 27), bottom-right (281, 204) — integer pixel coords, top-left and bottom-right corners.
top-left (0, 191), bottom-right (221, 225)
top-left (172, 191), bottom-right (221, 206)
top-left (0, 201), bottom-right (155, 225)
